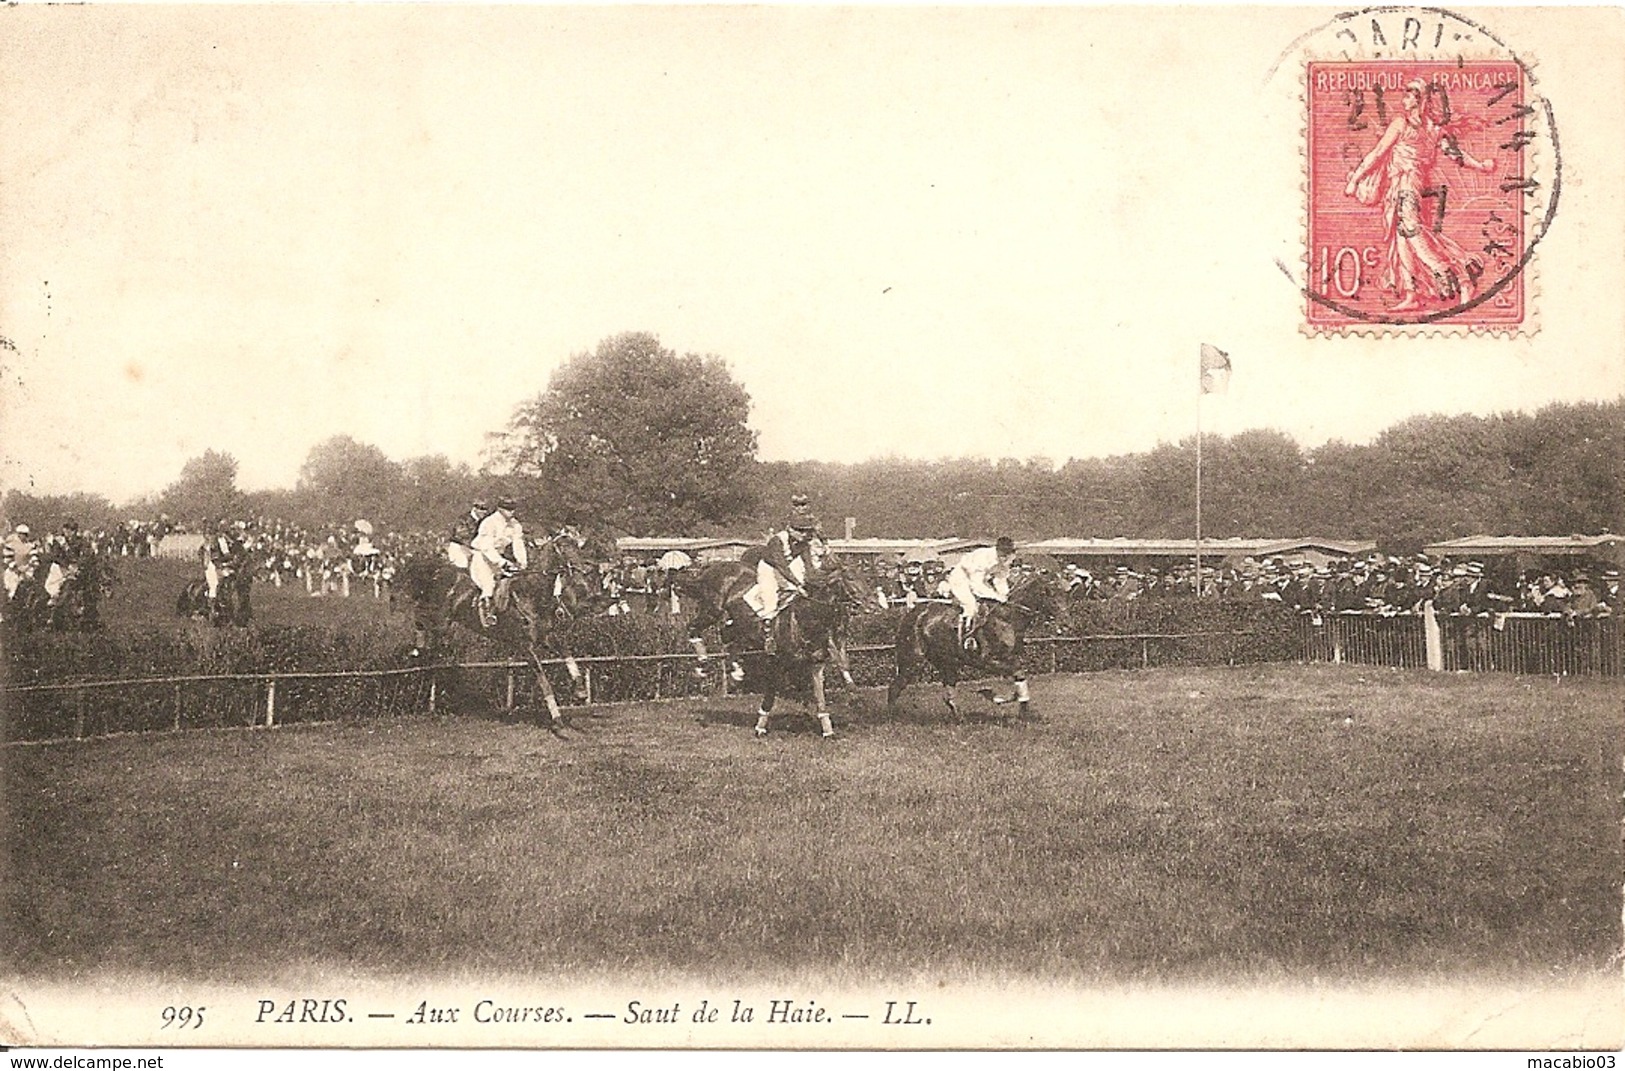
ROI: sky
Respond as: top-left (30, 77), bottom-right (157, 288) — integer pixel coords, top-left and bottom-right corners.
top-left (1, 4), bottom-right (1622, 504)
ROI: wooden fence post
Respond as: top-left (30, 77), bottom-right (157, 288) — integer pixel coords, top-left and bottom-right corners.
top-left (584, 667), bottom-right (594, 706)
top-left (174, 681), bottom-right (183, 732)
top-left (505, 667), bottom-right (516, 712)
top-left (427, 670), bottom-right (437, 715)
top-left (265, 677), bottom-right (277, 727)
top-left (74, 686), bottom-right (86, 740)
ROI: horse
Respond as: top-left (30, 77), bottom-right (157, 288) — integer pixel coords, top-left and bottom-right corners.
top-left (176, 566), bottom-right (252, 627)
top-left (2, 574), bottom-right (51, 632)
top-left (886, 571), bottom-right (1061, 720)
top-left (713, 556), bottom-right (871, 739)
top-left (398, 547), bottom-right (590, 730)
top-left (680, 546), bottom-right (860, 688)
top-left (527, 526), bottom-right (619, 620)
top-left (43, 558), bottom-right (114, 632)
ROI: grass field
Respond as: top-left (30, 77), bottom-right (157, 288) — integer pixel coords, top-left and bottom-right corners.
top-left (101, 556), bottom-right (400, 633)
top-left (5, 662), bottom-right (1620, 993)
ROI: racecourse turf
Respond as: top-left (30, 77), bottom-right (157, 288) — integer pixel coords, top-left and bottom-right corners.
top-left (3, 664), bottom-right (1620, 988)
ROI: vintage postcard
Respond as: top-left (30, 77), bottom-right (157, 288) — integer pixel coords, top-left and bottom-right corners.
top-left (1, 4), bottom-right (1621, 1061)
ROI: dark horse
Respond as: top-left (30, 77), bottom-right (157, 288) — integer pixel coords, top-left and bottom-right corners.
top-left (22, 559), bottom-right (115, 632)
top-left (680, 547), bottom-right (860, 688)
top-left (176, 567), bottom-right (253, 627)
top-left (708, 557), bottom-right (870, 739)
top-left (397, 539), bottom-right (595, 730)
top-left (886, 571), bottom-right (1060, 720)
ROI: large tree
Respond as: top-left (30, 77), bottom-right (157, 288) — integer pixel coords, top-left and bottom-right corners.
top-left (492, 333), bottom-right (760, 533)
top-left (296, 435), bottom-right (407, 527)
top-left (158, 450), bottom-right (244, 526)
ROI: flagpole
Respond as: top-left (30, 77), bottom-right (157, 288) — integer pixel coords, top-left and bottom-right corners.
top-left (1195, 369), bottom-right (1203, 597)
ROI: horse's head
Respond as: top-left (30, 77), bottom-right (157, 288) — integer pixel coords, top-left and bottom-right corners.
top-left (807, 554), bottom-right (872, 612)
top-left (1004, 572), bottom-right (1063, 628)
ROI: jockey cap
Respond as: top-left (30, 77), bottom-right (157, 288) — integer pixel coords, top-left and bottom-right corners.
top-left (496, 496), bottom-right (517, 511)
top-left (13, 523), bottom-right (29, 535)
top-left (790, 493), bottom-right (811, 509)
top-left (472, 500), bottom-right (488, 512)
top-left (790, 513), bottom-right (820, 534)
top-left (995, 536), bottom-right (1016, 555)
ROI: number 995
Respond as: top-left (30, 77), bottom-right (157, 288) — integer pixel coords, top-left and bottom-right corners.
top-left (161, 1005), bottom-right (205, 1029)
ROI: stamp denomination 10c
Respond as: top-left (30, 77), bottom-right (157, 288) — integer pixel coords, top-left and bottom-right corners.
top-left (1282, 9), bottom-right (1559, 336)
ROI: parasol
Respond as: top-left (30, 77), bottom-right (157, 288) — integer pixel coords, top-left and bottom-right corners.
top-left (657, 549), bottom-right (693, 570)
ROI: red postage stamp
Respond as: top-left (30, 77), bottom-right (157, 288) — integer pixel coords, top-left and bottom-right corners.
top-left (1306, 59), bottom-right (1532, 331)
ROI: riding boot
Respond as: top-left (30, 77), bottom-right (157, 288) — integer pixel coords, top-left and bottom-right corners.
top-left (478, 595), bottom-right (496, 628)
top-left (761, 618), bottom-right (776, 654)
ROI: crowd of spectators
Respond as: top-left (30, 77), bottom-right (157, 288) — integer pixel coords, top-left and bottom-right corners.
top-left (4, 510), bottom-right (1621, 625)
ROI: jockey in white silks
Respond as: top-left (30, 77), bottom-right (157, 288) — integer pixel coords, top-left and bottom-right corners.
top-left (3, 523), bottom-right (38, 602)
top-left (947, 536), bottom-right (1016, 645)
top-left (753, 498), bottom-right (822, 653)
top-left (202, 521), bottom-right (247, 601)
top-left (470, 497), bottom-right (527, 627)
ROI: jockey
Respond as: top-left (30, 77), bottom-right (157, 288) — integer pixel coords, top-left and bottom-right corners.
top-left (445, 499), bottom-right (488, 572)
top-left (755, 501), bottom-right (820, 652)
top-left (44, 520), bottom-right (91, 607)
top-left (3, 522), bottom-right (38, 601)
top-left (948, 536), bottom-right (1016, 647)
top-left (202, 519), bottom-right (248, 603)
top-left (470, 496), bottom-right (527, 627)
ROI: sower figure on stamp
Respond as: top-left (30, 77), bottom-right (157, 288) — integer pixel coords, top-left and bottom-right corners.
top-left (948, 536), bottom-right (1015, 650)
top-left (1344, 78), bottom-right (1497, 313)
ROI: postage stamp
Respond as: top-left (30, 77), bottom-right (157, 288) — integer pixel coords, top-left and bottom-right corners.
top-left (1282, 9), bottom-right (1560, 335)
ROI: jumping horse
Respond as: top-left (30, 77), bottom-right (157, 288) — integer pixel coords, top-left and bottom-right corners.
top-left (707, 556), bottom-right (870, 738)
top-left (886, 571), bottom-right (1060, 720)
top-left (680, 544), bottom-right (859, 689)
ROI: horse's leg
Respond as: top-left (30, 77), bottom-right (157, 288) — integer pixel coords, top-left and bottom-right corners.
top-left (886, 625), bottom-right (922, 710)
top-left (562, 655), bottom-right (586, 701)
top-left (529, 646), bottom-right (565, 728)
top-left (812, 664), bottom-right (834, 739)
top-left (754, 659), bottom-right (776, 737)
top-left (885, 673), bottom-right (906, 709)
top-left (687, 604), bottom-right (719, 678)
top-left (828, 628), bottom-right (855, 688)
top-left (940, 662), bottom-right (961, 721)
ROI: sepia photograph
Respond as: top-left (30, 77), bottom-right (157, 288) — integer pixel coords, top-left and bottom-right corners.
top-left (1, 3), bottom-right (1621, 1057)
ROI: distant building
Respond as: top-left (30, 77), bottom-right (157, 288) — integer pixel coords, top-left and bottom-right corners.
top-left (1024, 537), bottom-right (1376, 571)
top-left (1422, 533), bottom-right (1623, 567)
top-left (614, 536), bottom-right (756, 564)
top-left (617, 534), bottom-right (1382, 571)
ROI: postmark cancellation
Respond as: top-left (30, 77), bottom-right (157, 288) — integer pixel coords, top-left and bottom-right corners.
top-left (1287, 9), bottom-right (1558, 336)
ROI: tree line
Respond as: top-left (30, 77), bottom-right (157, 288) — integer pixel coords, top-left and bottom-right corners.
top-left (5, 332), bottom-right (1620, 554)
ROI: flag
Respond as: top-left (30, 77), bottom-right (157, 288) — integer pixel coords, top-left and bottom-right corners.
top-left (1199, 343), bottom-right (1231, 395)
